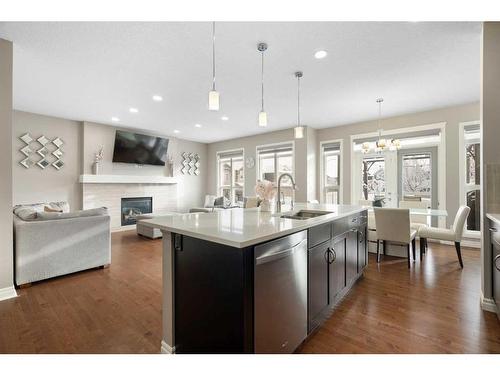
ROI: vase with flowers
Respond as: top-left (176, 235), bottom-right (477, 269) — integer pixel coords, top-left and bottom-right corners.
top-left (255, 179), bottom-right (275, 212)
top-left (92, 146), bottom-right (104, 175)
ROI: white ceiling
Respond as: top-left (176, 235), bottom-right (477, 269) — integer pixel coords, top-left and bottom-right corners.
top-left (0, 22), bottom-right (481, 143)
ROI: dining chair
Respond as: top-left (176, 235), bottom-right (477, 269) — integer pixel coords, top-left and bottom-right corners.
top-left (418, 206), bottom-right (471, 267)
top-left (359, 200), bottom-right (379, 255)
top-left (399, 200), bottom-right (430, 252)
top-left (374, 208), bottom-right (417, 268)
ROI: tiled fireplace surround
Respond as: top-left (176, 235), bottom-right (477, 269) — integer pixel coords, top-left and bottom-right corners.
top-left (82, 183), bottom-right (178, 230)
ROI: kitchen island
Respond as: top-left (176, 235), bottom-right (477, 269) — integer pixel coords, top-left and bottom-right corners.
top-left (141, 203), bottom-right (368, 354)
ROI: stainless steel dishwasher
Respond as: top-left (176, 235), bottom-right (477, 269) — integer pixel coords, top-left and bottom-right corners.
top-left (254, 230), bottom-right (308, 353)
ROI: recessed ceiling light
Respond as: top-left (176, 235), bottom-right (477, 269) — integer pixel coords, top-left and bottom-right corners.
top-left (194, 123), bottom-right (202, 128)
top-left (173, 129), bottom-right (180, 134)
top-left (314, 50), bottom-right (328, 59)
top-left (152, 95), bottom-right (163, 102)
top-left (221, 116), bottom-right (229, 121)
top-left (111, 117), bottom-right (120, 122)
top-left (129, 107), bottom-right (139, 113)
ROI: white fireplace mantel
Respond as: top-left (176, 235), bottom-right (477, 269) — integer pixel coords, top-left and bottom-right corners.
top-left (79, 174), bottom-right (178, 184)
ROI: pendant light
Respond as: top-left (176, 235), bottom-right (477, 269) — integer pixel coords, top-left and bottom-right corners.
top-left (258, 43), bottom-right (268, 127)
top-left (208, 22), bottom-right (220, 111)
top-left (374, 98), bottom-right (401, 152)
top-left (294, 71), bottom-right (304, 139)
top-left (375, 98), bottom-right (387, 152)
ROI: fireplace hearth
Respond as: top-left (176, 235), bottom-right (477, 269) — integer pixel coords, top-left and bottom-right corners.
top-left (121, 197), bottom-right (153, 226)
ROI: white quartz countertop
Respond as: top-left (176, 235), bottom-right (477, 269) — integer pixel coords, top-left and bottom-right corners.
top-left (140, 203), bottom-right (366, 248)
top-left (486, 213), bottom-right (500, 225)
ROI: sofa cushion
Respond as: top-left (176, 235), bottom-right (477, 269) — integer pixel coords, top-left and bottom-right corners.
top-left (13, 201), bottom-right (70, 221)
top-left (37, 207), bottom-right (108, 221)
top-left (204, 195), bottom-right (217, 208)
top-left (13, 206), bottom-right (38, 221)
top-left (213, 196), bottom-right (230, 208)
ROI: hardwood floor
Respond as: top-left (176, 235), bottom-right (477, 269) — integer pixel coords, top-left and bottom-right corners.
top-left (0, 230), bottom-right (498, 353)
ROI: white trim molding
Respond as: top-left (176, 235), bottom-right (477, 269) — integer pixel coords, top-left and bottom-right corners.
top-left (0, 286), bottom-right (17, 302)
top-left (319, 138), bottom-right (343, 204)
top-left (480, 292), bottom-right (497, 314)
top-left (160, 340), bottom-right (176, 354)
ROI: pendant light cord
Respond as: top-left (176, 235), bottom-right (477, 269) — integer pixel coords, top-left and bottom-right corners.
top-left (212, 22), bottom-right (216, 91)
top-left (261, 49), bottom-right (265, 112)
top-left (297, 75), bottom-right (301, 126)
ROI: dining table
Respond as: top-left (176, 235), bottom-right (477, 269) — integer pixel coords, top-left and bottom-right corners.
top-left (365, 207), bottom-right (448, 217)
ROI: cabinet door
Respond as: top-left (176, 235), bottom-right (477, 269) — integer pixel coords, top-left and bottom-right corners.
top-left (329, 234), bottom-right (346, 302)
top-left (308, 240), bottom-right (330, 332)
top-left (346, 229), bottom-right (358, 285)
top-left (493, 240), bottom-right (500, 314)
top-left (357, 225), bottom-right (367, 273)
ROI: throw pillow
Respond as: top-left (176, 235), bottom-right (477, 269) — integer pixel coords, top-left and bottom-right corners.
top-left (44, 205), bottom-right (63, 213)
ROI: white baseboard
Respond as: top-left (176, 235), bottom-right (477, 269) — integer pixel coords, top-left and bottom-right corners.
top-left (0, 286), bottom-right (17, 302)
top-left (111, 225), bottom-right (136, 233)
top-left (160, 340), bottom-right (175, 354)
top-left (480, 293), bottom-right (498, 314)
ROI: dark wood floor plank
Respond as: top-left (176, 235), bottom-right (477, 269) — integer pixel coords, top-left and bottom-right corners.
top-left (0, 231), bottom-right (498, 353)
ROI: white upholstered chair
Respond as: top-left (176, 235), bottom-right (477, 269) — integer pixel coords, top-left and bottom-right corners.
top-left (399, 200), bottom-right (430, 252)
top-left (418, 205), bottom-right (471, 268)
top-left (374, 208), bottom-right (417, 268)
top-left (359, 200), bottom-right (377, 249)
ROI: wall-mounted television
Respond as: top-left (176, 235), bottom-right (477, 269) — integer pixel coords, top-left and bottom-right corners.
top-left (112, 130), bottom-right (169, 166)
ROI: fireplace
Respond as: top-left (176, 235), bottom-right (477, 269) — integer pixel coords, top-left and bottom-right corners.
top-left (121, 197), bottom-right (153, 226)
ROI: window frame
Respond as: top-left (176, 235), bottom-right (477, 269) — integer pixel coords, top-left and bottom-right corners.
top-left (459, 120), bottom-right (481, 238)
top-left (319, 139), bottom-right (343, 204)
top-left (255, 141), bottom-right (295, 202)
top-left (216, 148), bottom-right (245, 206)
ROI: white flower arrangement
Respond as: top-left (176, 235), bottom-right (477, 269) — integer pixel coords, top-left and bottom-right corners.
top-left (255, 179), bottom-right (276, 201)
top-left (94, 146), bottom-right (104, 163)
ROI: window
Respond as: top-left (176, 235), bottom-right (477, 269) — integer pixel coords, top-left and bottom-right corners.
top-left (321, 141), bottom-right (341, 204)
top-left (461, 123), bottom-right (481, 232)
top-left (361, 156), bottom-right (385, 201)
top-left (217, 150), bottom-right (244, 206)
top-left (401, 153), bottom-right (432, 200)
top-left (257, 143), bottom-right (294, 205)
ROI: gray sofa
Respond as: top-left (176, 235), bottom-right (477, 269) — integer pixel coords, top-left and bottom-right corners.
top-left (13, 202), bottom-right (111, 286)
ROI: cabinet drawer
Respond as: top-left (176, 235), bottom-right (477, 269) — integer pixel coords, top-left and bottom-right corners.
top-left (489, 219), bottom-right (500, 247)
top-left (348, 212), bottom-right (367, 230)
top-left (308, 223), bottom-right (331, 249)
top-left (332, 217), bottom-right (349, 238)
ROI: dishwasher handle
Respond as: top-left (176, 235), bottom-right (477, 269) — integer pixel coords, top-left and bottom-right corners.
top-left (256, 238), bottom-right (307, 265)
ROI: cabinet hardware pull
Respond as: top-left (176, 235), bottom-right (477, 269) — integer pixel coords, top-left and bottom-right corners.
top-left (495, 254), bottom-right (500, 271)
top-left (330, 248), bottom-right (336, 263)
top-left (489, 227), bottom-right (498, 233)
top-left (324, 248), bottom-right (330, 263)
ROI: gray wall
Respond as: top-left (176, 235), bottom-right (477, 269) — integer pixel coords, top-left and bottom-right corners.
top-left (10, 115), bottom-right (208, 216)
top-left (0, 39), bottom-right (13, 291)
top-left (207, 102), bottom-right (479, 228)
top-left (12, 111), bottom-right (83, 210)
top-left (317, 102), bottom-right (479, 226)
top-left (480, 22), bottom-right (500, 301)
top-left (82, 122), bottom-right (208, 212)
top-left (207, 127), bottom-right (314, 203)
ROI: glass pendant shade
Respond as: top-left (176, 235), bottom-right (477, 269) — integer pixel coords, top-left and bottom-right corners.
top-left (361, 142), bottom-right (371, 153)
top-left (376, 138), bottom-right (387, 149)
top-left (294, 126), bottom-right (304, 139)
top-left (258, 111), bottom-right (268, 127)
top-left (208, 90), bottom-right (220, 111)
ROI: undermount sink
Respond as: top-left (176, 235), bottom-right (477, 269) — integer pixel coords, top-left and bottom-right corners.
top-left (280, 210), bottom-right (333, 220)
